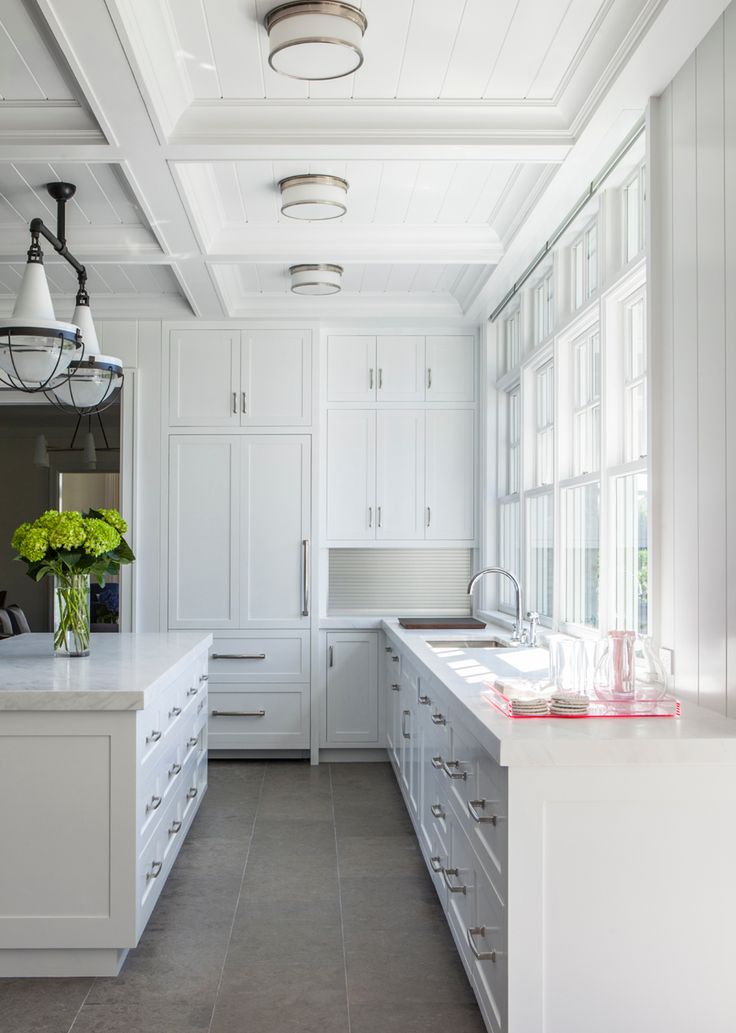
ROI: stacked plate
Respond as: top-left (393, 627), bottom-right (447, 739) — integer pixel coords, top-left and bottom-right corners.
top-left (549, 692), bottom-right (590, 716)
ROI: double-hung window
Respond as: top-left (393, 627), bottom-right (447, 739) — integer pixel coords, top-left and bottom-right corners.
top-left (503, 309), bottom-right (520, 373)
top-left (527, 361), bottom-right (554, 619)
top-left (624, 164), bottom-right (646, 263)
top-left (572, 219), bottom-right (599, 309)
top-left (533, 270), bottom-right (554, 344)
top-left (498, 387), bottom-right (520, 613)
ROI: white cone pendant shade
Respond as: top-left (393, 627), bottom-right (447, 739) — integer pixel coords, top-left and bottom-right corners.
top-left (280, 175), bottom-right (348, 220)
top-left (265, 2), bottom-right (367, 80)
top-left (289, 264), bottom-right (343, 295)
top-left (0, 257), bottom-right (82, 390)
top-left (33, 434), bottom-right (49, 468)
top-left (48, 299), bottom-right (124, 414)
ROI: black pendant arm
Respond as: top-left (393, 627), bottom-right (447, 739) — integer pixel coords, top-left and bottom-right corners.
top-left (28, 216), bottom-right (86, 279)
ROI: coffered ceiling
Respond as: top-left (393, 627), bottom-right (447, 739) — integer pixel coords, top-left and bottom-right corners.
top-left (0, 0), bottom-right (728, 320)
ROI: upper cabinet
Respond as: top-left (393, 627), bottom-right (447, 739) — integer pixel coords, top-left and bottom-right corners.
top-left (326, 334), bottom-right (474, 403)
top-left (169, 327), bottom-right (312, 427)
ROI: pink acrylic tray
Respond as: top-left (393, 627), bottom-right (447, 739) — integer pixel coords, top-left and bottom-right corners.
top-left (481, 680), bottom-right (681, 719)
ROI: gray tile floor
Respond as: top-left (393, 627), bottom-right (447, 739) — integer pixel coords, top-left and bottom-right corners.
top-left (0, 761), bottom-right (485, 1033)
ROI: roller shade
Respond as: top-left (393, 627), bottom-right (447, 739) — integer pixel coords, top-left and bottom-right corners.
top-left (328, 549), bottom-right (472, 615)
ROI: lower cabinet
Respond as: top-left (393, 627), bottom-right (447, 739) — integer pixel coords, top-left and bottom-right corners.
top-left (324, 631), bottom-right (380, 745)
top-left (383, 633), bottom-right (507, 1033)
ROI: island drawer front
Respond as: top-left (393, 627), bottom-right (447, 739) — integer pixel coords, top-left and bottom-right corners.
top-left (469, 868), bottom-right (507, 1033)
top-left (208, 686), bottom-right (309, 749)
top-left (209, 634), bottom-right (309, 682)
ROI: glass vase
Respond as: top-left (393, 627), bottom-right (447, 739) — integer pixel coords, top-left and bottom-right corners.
top-left (53, 574), bottom-right (91, 657)
top-left (593, 630), bottom-right (636, 704)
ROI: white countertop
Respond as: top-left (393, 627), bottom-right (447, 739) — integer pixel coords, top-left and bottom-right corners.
top-left (381, 619), bottom-right (736, 767)
top-left (0, 632), bottom-right (213, 711)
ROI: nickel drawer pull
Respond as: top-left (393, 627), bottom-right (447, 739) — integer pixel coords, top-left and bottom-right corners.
top-left (329, 646), bottom-right (334, 668)
top-left (186, 736), bottom-right (198, 749)
top-left (211, 709), bottom-right (266, 718)
top-left (200, 673), bottom-right (209, 682)
top-left (418, 693), bottom-right (431, 705)
top-left (385, 646), bottom-right (393, 653)
top-left (391, 683), bottom-right (400, 692)
top-left (187, 686), bottom-right (199, 697)
top-left (442, 759), bottom-right (467, 781)
top-left (377, 505), bottom-right (381, 528)
top-left (391, 655), bottom-right (399, 663)
top-left (186, 786), bottom-right (198, 799)
top-left (146, 795), bottom-right (162, 813)
top-left (378, 367), bottom-right (383, 389)
top-left (169, 763), bottom-right (182, 778)
top-left (232, 391), bottom-right (237, 414)
top-left (431, 712), bottom-right (446, 725)
top-left (368, 506), bottom-right (373, 528)
top-left (426, 506), bottom-right (431, 527)
top-left (169, 706), bottom-right (182, 718)
top-left (430, 803), bottom-right (445, 819)
top-left (146, 729), bottom-right (162, 744)
top-left (467, 926), bottom-right (497, 962)
top-left (242, 391), bottom-right (247, 415)
top-left (197, 699), bottom-right (205, 714)
top-left (430, 855), bottom-right (443, 873)
top-left (146, 860), bottom-right (163, 881)
top-left (302, 538), bottom-right (310, 617)
top-left (369, 367), bottom-right (374, 390)
top-left (468, 799), bottom-right (497, 825)
top-left (168, 820), bottom-right (182, 835)
top-left (441, 866), bottom-right (467, 894)
top-left (212, 653), bottom-right (266, 660)
top-left (431, 755), bottom-right (444, 769)
top-left (401, 710), bottom-right (410, 739)
top-left (427, 367), bottom-right (432, 390)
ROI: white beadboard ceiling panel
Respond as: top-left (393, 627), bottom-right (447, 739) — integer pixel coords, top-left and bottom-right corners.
top-left (0, 0), bottom-right (74, 101)
top-left (213, 262), bottom-right (481, 297)
top-left (0, 163), bottom-right (146, 229)
top-left (0, 262), bottom-right (181, 297)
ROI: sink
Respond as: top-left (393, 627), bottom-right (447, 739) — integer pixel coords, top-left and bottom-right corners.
top-left (427, 638), bottom-right (513, 650)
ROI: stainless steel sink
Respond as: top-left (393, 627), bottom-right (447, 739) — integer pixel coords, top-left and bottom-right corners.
top-left (427, 638), bottom-right (513, 650)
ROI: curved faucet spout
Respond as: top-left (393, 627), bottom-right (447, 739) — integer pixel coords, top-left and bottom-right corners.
top-left (467, 567), bottom-right (524, 643)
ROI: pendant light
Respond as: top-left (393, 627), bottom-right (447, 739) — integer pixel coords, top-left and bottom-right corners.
top-left (279, 174), bottom-right (348, 220)
top-left (289, 264), bottom-right (343, 295)
top-left (33, 434), bottom-right (50, 468)
top-left (265, 2), bottom-right (367, 80)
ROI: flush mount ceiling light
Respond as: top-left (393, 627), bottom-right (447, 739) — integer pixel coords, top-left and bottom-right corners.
top-left (265, 2), bottom-right (367, 80)
top-left (289, 263), bottom-right (343, 295)
top-left (279, 174), bottom-right (348, 221)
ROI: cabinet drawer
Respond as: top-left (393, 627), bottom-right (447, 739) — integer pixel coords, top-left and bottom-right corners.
top-left (209, 634), bottom-right (309, 681)
top-left (208, 686), bottom-right (308, 749)
top-left (470, 870), bottom-right (507, 1033)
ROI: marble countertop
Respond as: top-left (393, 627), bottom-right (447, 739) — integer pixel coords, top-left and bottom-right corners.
top-left (0, 632), bottom-right (213, 711)
top-left (381, 619), bottom-right (736, 767)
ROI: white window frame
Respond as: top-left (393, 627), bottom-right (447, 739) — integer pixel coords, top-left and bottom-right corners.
top-left (503, 307), bottom-right (520, 373)
top-left (571, 217), bottom-right (599, 311)
top-left (623, 163), bottom-right (646, 264)
top-left (533, 268), bottom-right (554, 345)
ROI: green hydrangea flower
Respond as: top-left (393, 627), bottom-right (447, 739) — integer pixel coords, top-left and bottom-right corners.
top-left (10, 522), bottom-right (31, 553)
top-left (97, 508), bottom-right (127, 535)
top-left (34, 510), bottom-right (64, 530)
top-left (82, 518), bottom-right (121, 557)
top-left (18, 527), bottom-right (49, 563)
top-left (47, 511), bottom-right (86, 551)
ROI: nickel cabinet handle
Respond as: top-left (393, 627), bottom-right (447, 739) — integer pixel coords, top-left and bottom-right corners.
top-left (430, 855), bottom-right (443, 873)
top-left (369, 367), bottom-right (374, 391)
top-left (146, 860), bottom-right (163, 881)
top-left (187, 686), bottom-right (199, 697)
top-left (200, 673), bottom-right (209, 682)
top-left (426, 506), bottom-right (431, 527)
top-left (168, 820), bottom-right (182, 835)
top-left (212, 709), bottom-right (266, 718)
top-left (169, 763), bottom-right (182, 778)
top-left (377, 505), bottom-right (382, 528)
top-left (232, 391), bottom-right (237, 414)
top-left (430, 803), bottom-right (445, 819)
top-left (431, 755), bottom-right (444, 769)
top-left (146, 795), bottom-right (162, 813)
top-left (186, 736), bottom-right (198, 749)
top-left (146, 729), bottom-right (162, 744)
top-left (378, 367), bottom-right (383, 389)
top-left (186, 786), bottom-right (198, 799)
top-left (441, 866), bottom-right (467, 894)
top-left (169, 706), bottom-right (182, 718)
top-left (431, 712), bottom-right (446, 725)
top-left (302, 538), bottom-right (310, 617)
top-left (468, 799), bottom-right (497, 825)
top-left (401, 709), bottom-right (410, 739)
top-left (329, 646), bottom-right (334, 668)
top-left (242, 391), bottom-right (247, 415)
top-left (368, 506), bottom-right (373, 528)
top-left (418, 693), bottom-right (431, 705)
top-left (442, 759), bottom-right (467, 781)
top-left (467, 926), bottom-right (497, 962)
top-left (427, 367), bottom-right (432, 390)
top-left (391, 683), bottom-right (400, 692)
top-left (212, 653), bottom-right (266, 660)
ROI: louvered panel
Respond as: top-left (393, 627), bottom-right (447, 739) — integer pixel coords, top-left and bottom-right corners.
top-left (328, 549), bottom-right (472, 614)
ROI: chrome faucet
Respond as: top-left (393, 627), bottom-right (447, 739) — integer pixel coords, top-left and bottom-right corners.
top-left (467, 567), bottom-right (527, 644)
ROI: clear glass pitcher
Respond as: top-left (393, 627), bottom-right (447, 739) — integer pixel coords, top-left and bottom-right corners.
top-left (593, 630), bottom-right (636, 703)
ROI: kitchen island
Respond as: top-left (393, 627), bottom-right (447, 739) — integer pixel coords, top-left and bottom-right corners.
top-left (0, 632), bottom-right (211, 977)
top-left (381, 620), bottom-right (736, 1033)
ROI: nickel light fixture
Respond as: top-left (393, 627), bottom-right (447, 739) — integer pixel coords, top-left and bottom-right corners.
top-left (279, 174), bottom-right (348, 220)
top-left (289, 264), bottom-right (343, 295)
top-left (265, 2), bottom-right (367, 81)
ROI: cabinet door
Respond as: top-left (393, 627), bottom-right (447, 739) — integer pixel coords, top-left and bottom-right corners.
top-left (426, 335), bottom-right (475, 402)
top-left (241, 330), bottom-right (311, 426)
top-left (326, 410), bottom-right (376, 540)
top-left (169, 436), bottom-right (240, 628)
top-left (169, 329), bottom-right (240, 426)
top-left (426, 410), bottom-right (475, 541)
top-left (326, 632), bottom-right (379, 743)
top-left (241, 436), bottom-right (311, 624)
top-left (326, 335), bottom-right (376, 401)
top-left (376, 410), bottom-right (425, 540)
top-left (376, 335), bottom-right (425, 401)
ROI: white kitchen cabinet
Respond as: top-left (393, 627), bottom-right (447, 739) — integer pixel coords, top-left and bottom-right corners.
top-left (326, 335), bottom-right (376, 402)
top-left (169, 329), bottom-right (240, 427)
top-left (169, 436), bottom-right (240, 628)
top-left (241, 330), bottom-right (311, 426)
top-left (326, 409), bottom-right (376, 540)
top-left (426, 335), bottom-right (475, 402)
top-left (325, 632), bottom-right (379, 743)
top-left (376, 410), bottom-right (425, 539)
top-left (169, 327), bottom-right (311, 427)
top-left (376, 335), bottom-right (425, 401)
top-left (426, 409), bottom-right (475, 541)
top-left (169, 435), bottom-right (311, 628)
top-left (208, 684), bottom-right (309, 749)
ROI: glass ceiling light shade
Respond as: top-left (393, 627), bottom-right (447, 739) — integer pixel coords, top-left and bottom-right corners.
top-left (0, 239), bottom-right (82, 392)
top-left (289, 263), bottom-right (343, 295)
top-left (265, 2), bottom-right (367, 80)
top-left (47, 286), bottom-right (124, 415)
top-left (279, 174), bottom-right (348, 220)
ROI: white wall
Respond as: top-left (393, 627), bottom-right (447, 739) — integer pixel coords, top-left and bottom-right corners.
top-left (650, 4), bottom-right (736, 714)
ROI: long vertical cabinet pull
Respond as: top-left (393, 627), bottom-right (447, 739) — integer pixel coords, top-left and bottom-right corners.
top-left (427, 367), bottom-right (432, 390)
top-left (328, 645), bottom-right (334, 668)
top-left (242, 392), bottom-right (247, 415)
top-left (377, 506), bottom-right (382, 528)
top-left (368, 507), bottom-right (373, 528)
top-left (369, 368), bottom-right (374, 391)
top-left (301, 539), bottom-right (310, 617)
top-left (427, 506), bottom-right (431, 527)
top-left (378, 368), bottom-right (383, 389)
top-left (232, 391), bottom-right (237, 414)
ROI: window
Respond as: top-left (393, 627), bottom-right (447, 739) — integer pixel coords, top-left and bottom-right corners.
top-left (572, 219), bottom-right (598, 309)
top-left (527, 492), bottom-right (553, 618)
top-left (624, 164), bottom-right (646, 262)
top-left (498, 388), bottom-right (520, 613)
top-left (535, 361), bottom-right (554, 487)
top-left (498, 500), bottom-right (520, 613)
top-left (563, 481), bottom-right (600, 627)
top-left (572, 328), bottom-right (600, 476)
top-left (503, 309), bottom-right (520, 372)
top-left (534, 270), bottom-right (554, 344)
top-left (614, 472), bottom-right (648, 633)
top-left (623, 296), bottom-right (647, 462)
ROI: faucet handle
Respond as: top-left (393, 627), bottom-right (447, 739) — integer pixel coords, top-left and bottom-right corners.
top-left (525, 611), bottom-right (540, 647)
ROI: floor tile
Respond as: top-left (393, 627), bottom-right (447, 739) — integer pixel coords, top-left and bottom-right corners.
top-left (336, 834), bottom-right (426, 878)
top-left (350, 1002), bottom-right (487, 1033)
top-left (345, 946), bottom-right (476, 1007)
top-left (0, 978), bottom-right (92, 1033)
